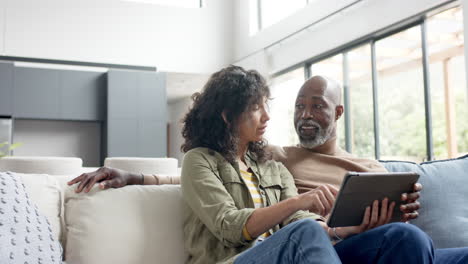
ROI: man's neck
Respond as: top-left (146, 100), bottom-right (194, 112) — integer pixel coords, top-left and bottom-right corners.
top-left (301, 137), bottom-right (337, 155)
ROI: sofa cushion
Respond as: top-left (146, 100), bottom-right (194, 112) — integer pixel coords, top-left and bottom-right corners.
top-left (0, 172), bottom-right (63, 263)
top-left (381, 154), bottom-right (468, 248)
top-left (64, 184), bottom-right (187, 264)
top-left (0, 156), bottom-right (83, 175)
top-left (15, 172), bottom-right (63, 244)
top-left (104, 157), bottom-right (178, 175)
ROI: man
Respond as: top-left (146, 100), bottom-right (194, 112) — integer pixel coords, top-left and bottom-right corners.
top-left (267, 75), bottom-right (420, 219)
top-left (268, 75), bottom-right (468, 263)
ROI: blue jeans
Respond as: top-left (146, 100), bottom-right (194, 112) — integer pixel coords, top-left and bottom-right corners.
top-left (335, 222), bottom-right (468, 264)
top-left (335, 222), bottom-right (434, 263)
top-left (235, 219), bottom-right (341, 264)
top-left (435, 247), bottom-right (468, 264)
top-left (235, 220), bottom-right (468, 264)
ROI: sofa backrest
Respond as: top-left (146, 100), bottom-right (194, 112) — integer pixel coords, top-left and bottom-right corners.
top-left (0, 157), bottom-right (83, 175)
top-left (381, 154), bottom-right (468, 249)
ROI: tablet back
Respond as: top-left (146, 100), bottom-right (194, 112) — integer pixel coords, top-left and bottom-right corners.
top-left (327, 172), bottom-right (419, 227)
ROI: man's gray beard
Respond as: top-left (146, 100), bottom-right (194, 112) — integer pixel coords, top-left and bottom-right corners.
top-left (296, 120), bottom-right (333, 149)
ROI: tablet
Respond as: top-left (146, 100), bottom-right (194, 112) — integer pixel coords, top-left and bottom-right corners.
top-left (327, 171), bottom-right (419, 228)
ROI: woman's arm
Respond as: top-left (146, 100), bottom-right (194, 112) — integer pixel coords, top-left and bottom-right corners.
top-left (244, 195), bottom-right (313, 238)
top-left (244, 163), bottom-right (329, 238)
top-left (181, 150), bottom-right (256, 247)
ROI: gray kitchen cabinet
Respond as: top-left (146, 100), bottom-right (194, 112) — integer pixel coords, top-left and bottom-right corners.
top-left (0, 62), bottom-right (13, 116)
top-left (12, 66), bottom-right (105, 120)
top-left (59, 70), bottom-right (106, 121)
top-left (107, 70), bottom-right (167, 158)
top-left (13, 67), bottom-right (60, 119)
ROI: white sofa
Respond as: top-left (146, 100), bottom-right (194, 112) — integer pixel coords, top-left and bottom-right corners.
top-left (0, 156), bottom-right (188, 264)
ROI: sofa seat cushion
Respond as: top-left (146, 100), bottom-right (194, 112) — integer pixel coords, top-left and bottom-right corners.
top-left (0, 172), bottom-right (63, 263)
top-left (64, 184), bottom-right (187, 264)
top-left (381, 154), bottom-right (468, 248)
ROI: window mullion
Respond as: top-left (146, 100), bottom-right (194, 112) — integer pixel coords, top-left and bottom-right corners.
top-left (371, 41), bottom-right (380, 160)
top-left (421, 19), bottom-right (435, 161)
top-left (343, 52), bottom-right (352, 153)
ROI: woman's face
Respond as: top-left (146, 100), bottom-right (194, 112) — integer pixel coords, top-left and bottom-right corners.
top-left (237, 97), bottom-right (270, 144)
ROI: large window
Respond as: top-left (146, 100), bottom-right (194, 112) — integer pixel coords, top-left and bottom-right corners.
top-left (266, 5), bottom-right (468, 161)
top-left (250, 0), bottom-right (308, 35)
top-left (265, 68), bottom-right (304, 146)
top-left (347, 44), bottom-right (374, 158)
top-left (260, 0), bottom-right (307, 29)
top-left (376, 26), bottom-right (427, 162)
top-left (427, 6), bottom-right (468, 159)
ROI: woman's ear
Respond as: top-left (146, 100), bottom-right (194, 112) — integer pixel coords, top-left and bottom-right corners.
top-left (221, 111), bottom-right (229, 124)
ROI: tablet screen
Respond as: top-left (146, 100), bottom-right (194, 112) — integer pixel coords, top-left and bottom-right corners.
top-left (327, 171), bottom-right (419, 227)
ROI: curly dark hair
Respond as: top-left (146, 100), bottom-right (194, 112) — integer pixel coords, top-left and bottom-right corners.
top-left (181, 65), bottom-right (271, 164)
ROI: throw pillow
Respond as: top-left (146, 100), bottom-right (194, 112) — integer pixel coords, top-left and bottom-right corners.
top-left (0, 171), bottom-right (63, 263)
top-left (381, 154), bottom-right (468, 248)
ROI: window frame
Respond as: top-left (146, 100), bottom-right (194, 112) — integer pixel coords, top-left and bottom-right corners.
top-left (270, 2), bottom-right (463, 161)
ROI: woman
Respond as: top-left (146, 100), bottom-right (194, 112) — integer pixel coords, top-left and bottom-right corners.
top-left (68, 66), bottom-right (437, 264)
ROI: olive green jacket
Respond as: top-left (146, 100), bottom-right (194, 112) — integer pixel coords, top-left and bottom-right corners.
top-left (181, 147), bottom-right (323, 264)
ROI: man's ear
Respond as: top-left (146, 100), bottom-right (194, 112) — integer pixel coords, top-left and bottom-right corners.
top-left (335, 105), bottom-right (344, 121)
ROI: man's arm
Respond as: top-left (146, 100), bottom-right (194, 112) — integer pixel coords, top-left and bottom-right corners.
top-left (143, 174), bottom-right (180, 185)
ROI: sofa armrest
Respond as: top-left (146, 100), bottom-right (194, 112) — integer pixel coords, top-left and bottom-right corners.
top-left (64, 184), bottom-right (188, 264)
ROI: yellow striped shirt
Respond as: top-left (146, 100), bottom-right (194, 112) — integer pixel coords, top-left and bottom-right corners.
top-left (240, 169), bottom-right (270, 240)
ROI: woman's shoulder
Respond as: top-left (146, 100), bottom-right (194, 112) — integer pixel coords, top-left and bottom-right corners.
top-left (184, 147), bottom-right (226, 165)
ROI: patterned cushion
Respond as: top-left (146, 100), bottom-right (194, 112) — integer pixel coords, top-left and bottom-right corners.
top-left (381, 154), bottom-right (468, 248)
top-left (0, 172), bottom-right (63, 263)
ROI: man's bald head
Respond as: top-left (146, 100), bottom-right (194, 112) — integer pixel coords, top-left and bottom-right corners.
top-left (299, 75), bottom-right (342, 106)
top-left (294, 75), bottom-right (344, 150)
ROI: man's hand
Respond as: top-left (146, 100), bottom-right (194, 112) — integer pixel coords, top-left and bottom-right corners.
top-left (337, 198), bottom-right (396, 239)
top-left (299, 184), bottom-right (338, 216)
top-left (400, 183), bottom-right (422, 222)
top-left (67, 167), bottom-right (139, 193)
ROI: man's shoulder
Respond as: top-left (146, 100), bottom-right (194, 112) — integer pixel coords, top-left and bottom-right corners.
top-left (267, 145), bottom-right (302, 161)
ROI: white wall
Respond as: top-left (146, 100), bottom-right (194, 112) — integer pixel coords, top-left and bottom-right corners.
top-left (13, 119), bottom-right (102, 167)
top-left (234, 0), bottom-right (453, 75)
top-left (0, 0), bottom-right (233, 73)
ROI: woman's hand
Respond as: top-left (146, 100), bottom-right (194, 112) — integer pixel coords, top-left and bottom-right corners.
top-left (67, 167), bottom-right (140, 193)
top-left (298, 184), bottom-right (339, 216)
top-left (336, 198), bottom-right (396, 239)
